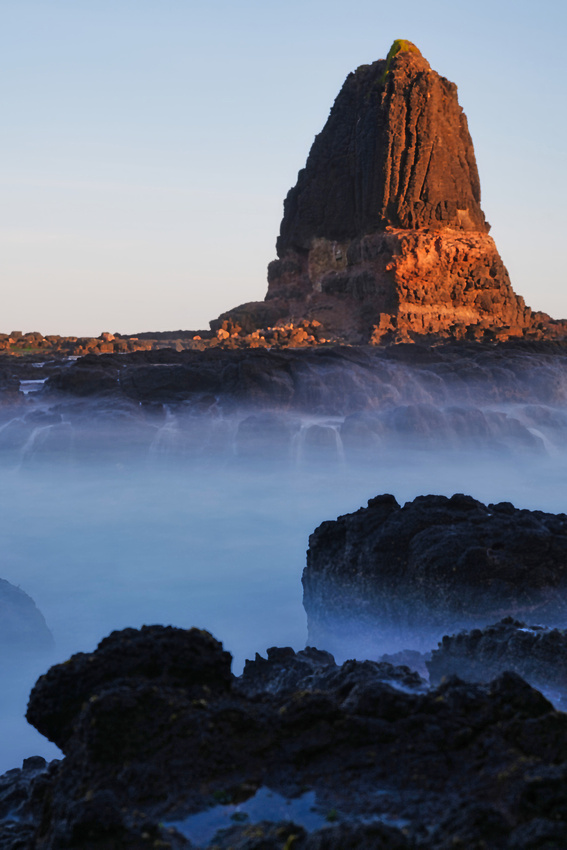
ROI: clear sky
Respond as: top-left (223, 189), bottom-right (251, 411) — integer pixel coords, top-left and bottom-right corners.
top-left (1, 0), bottom-right (566, 337)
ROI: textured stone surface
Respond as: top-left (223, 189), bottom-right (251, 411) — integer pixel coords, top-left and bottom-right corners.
top-left (427, 617), bottom-right (567, 707)
top-left (4, 625), bottom-right (567, 847)
top-left (27, 625), bottom-right (231, 750)
top-left (276, 41), bottom-right (487, 250)
top-left (303, 494), bottom-right (567, 657)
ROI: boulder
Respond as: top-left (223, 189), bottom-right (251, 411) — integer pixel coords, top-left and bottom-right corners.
top-left (26, 625), bottom-right (231, 751)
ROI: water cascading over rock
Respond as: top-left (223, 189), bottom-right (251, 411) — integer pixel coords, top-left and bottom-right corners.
top-left (213, 40), bottom-right (541, 344)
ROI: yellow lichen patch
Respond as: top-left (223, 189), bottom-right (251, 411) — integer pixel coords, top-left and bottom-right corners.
top-left (379, 39), bottom-right (422, 86)
top-left (386, 39), bottom-right (421, 63)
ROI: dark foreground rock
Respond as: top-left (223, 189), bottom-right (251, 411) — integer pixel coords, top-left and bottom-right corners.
top-left (303, 493), bottom-right (567, 658)
top-left (2, 625), bottom-right (567, 847)
top-left (428, 617), bottom-right (567, 708)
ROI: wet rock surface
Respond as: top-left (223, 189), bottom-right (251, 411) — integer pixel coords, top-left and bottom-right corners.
top-left (428, 617), bottom-right (567, 707)
top-left (304, 493), bottom-right (567, 657)
top-left (4, 341), bottom-right (567, 470)
top-left (2, 624), bottom-right (567, 848)
top-left (21, 340), bottom-right (567, 411)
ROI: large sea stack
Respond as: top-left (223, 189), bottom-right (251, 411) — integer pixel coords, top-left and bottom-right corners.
top-left (213, 40), bottom-right (544, 344)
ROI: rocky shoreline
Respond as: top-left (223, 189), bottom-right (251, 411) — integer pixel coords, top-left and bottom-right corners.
top-left (4, 339), bottom-right (567, 407)
top-left (1, 616), bottom-right (567, 849)
top-left (0, 320), bottom-right (338, 359)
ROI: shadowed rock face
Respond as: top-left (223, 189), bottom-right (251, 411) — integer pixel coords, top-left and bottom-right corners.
top-left (303, 494), bottom-right (567, 658)
top-left (214, 40), bottom-right (542, 344)
top-left (7, 624), bottom-right (567, 848)
top-left (427, 617), bottom-right (567, 708)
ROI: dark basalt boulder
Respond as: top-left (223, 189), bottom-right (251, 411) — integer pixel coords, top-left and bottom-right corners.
top-left (427, 617), bottom-right (567, 706)
top-left (3, 625), bottom-right (567, 848)
top-left (0, 578), bottom-right (53, 654)
top-left (0, 623), bottom-right (566, 846)
top-left (27, 625), bottom-right (231, 750)
top-left (303, 494), bottom-right (567, 658)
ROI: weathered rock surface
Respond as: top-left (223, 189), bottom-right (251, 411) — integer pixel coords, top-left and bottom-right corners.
top-left (27, 625), bottom-right (231, 750)
top-left (428, 617), bottom-right (567, 708)
top-left (3, 625), bottom-right (567, 847)
top-left (214, 40), bottom-right (563, 345)
top-left (36, 339), bottom-right (567, 414)
top-left (303, 494), bottom-right (567, 658)
top-left (0, 578), bottom-right (53, 654)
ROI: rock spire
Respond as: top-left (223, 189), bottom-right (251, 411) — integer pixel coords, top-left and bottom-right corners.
top-left (212, 40), bottom-right (543, 344)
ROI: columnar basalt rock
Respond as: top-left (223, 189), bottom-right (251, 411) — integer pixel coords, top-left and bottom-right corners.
top-left (213, 40), bottom-right (545, 344)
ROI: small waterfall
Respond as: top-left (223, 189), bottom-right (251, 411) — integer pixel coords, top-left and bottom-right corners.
top-left (291, 418), bottom-right (347, 467)
top-left (526, 427), bottom-right (557, 455)
top-left (20, 425), bottom-right (55, 465)
top-left (19, 379), bottom-right (47, 396)
top-left (332, 424), bottom-right (346, 465)
top-left (148, 407), bottom-right (179, 456)
top-left (291, 421), bottom-right (309, 466)
top-left (19, 423), bottom-right (74, 467)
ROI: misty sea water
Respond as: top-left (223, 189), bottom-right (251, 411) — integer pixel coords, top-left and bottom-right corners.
top-left (3, 349), bottom-right (567, 773)
top-left (2, 432), bottom-right (567, 773)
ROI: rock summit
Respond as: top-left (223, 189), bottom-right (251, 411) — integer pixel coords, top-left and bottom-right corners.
top-left (214, 40), bottom-right (549, 344)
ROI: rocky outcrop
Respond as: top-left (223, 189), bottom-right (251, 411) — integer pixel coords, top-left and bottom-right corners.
top-left (427, 617), bottom-right (567, 707)
top-left (303, 494), bottom-right (567, 658)
top-left (3, 625), bottom-right (567, 847)
top-left (213, 40), bottom-right (561, 345)
top-left (0, 578), bottom-right (53, 654)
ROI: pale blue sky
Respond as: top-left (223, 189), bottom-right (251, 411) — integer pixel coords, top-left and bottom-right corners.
top-left (1, 0), bottom-right (566, 336)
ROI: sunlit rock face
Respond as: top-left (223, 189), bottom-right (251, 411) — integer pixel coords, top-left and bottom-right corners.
top-left (215, 40), bottom-right (539, 344)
